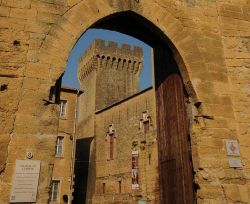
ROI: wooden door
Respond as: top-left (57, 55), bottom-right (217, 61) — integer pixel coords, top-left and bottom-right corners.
top-left (154, 47), bottom-right (194, 204)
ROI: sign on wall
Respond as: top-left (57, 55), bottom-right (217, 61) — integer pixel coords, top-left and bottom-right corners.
top-left (228, 159), bottom-right (243, 168)
top-left (225, 140), bottom-right (240, 156)
top-left (132, 151), bottom-right (139, 189)
top-left (9, 160), bottom-right (40, 203)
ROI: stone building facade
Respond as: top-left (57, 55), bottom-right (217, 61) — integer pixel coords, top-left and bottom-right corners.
top-left (0, 0), bottom-right (250, 204)
top-left (93, 88), bottom-right (158, 204)
top-left (51, 86), bottom-right (82, 204)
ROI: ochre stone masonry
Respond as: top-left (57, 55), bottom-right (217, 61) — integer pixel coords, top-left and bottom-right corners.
top-left (78, 39), bottom-right (142, 110)
top-left (77, 39), bottom-right (142, 140)
top-left (75, 39), bottom-right (150, 203)
top-left (52, 86), bottom-right (81, 204)
top-left (0, 0), bottom-right (250, 203)
top-left (93, 88), bottom-right (158, 203)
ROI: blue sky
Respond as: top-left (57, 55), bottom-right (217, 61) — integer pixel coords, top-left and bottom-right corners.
top-left (63, 28), bottom-right (152, 90)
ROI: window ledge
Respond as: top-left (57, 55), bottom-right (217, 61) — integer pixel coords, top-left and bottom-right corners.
top-left (55, 154), bottom-right (64, 158)
top-left (50, 201), bottom-right (59, 204)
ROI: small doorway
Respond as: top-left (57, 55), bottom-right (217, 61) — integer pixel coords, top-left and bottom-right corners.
top-left (72, 137), bottom-right (93, 204)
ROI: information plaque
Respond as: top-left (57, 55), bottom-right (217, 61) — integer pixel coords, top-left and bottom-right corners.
top-left (10, 160), bottom-right (40, 203)
top-left (229, 159), bottom-right (243, 168)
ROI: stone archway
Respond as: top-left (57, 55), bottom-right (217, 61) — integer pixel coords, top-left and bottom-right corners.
top-left (38, 0), bottom-right (206, 90)
top-left (37, 3), bottom-right (205, 201)
top-left (0, 1), bottom-right (218, 202)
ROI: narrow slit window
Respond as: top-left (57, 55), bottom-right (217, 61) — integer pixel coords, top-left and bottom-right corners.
top-left (102, 183), bottom-right (106, 194)
top-left (118, 181), bottom-right (122, 194)
top-left (144, 121), bottom-right (149, 134)
top-left (110, 136), bottom-right (114, 160)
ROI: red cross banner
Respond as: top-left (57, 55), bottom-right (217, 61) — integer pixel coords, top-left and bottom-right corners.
top-left (132, 151), bottom-right (139, 189)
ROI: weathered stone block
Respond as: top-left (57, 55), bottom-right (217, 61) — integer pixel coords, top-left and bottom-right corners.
top-left (25, 62), bottom-right (50, 79)
top-left (25, 19), bottom-right (51, 34)
top-left (198, 184), bottom-right (223, 199)
top-left (37, 12), bottom-right (60, 24)
top-left (0, 16), bottom-right (26, 30)
top-left (1, 0), bottom-right (31, 9)
top-left (223, 184), bottom-right (240, 202)
top-left (10, 8), bottom-right (36, 20)
top-left (0, 6), bottom-right (10, 17)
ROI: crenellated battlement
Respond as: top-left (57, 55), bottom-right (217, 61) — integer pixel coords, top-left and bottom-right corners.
top-left (79, 39), bottom-right (143, 62)
top-left (77, 38), bottom-right (143, 111)
top-left (78, 39), bottom-right (143, 82)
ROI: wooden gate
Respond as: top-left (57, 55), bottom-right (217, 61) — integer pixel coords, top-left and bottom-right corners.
top-left (154, 47), bottom-right (194, 204)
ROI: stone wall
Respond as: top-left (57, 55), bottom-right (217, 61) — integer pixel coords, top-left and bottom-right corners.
top-left (0, 0), bottom-right (249, 203)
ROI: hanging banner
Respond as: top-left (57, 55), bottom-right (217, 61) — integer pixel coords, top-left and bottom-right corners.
top-left (132, 151), bottom-right (139, 189)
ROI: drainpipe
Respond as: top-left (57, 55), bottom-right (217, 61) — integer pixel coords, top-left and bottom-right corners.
top-left (69, 89), bottom-right (83, 203)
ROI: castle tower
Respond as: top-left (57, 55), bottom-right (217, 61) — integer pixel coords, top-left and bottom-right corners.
top-left (78, 39), bottom-right (143, 111)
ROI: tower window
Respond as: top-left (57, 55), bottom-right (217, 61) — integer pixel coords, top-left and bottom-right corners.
top-left (106, 124), bottom-right (116, 160)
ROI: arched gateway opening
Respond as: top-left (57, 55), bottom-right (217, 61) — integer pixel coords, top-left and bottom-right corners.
top-left (67, 11), bottom-right (195, 204)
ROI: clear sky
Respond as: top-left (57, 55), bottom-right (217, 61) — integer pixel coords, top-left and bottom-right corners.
top-left (62, 28), bottom-right (152, 90)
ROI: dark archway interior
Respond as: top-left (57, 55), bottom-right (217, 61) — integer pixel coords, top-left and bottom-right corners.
top-left (73, 11), bottom-right (195, 204)
top-left (92, 11), bottom-right (166, 47)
